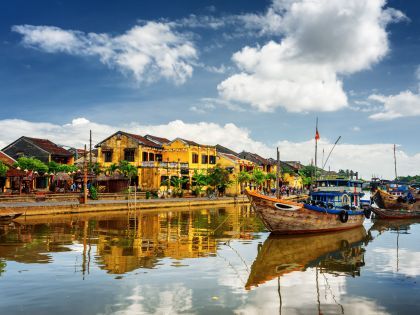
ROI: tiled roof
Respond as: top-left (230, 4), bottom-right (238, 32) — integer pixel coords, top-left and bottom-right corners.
top-left (215, 144), bottom-right (238, 156)
top-left (0, 151), bottom-right (16, 166)
top-left (123, 132), bottom-right (163, 148)
top-left (144, 134), bottom-right (170, 145)
top-left (238, 151), bottom-right (270, 166)
top-left (24, 137), bottom-right (72, 156)
top-left (178, 138), bottom-right (201, 146)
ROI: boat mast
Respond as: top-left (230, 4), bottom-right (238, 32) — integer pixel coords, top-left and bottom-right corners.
top-left (393, 144), bottom-right (398, 182)
top-left (314, 117), bottom-right (319, 183)
top-left (276, 147), bottom-right (281, 199)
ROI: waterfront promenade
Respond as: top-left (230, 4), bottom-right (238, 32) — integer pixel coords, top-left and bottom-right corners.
top-left (0, 195), bottom-right (249, 216)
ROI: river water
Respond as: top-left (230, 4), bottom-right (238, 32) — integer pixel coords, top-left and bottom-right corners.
top-left (0, 205), bottom-right (419, 314)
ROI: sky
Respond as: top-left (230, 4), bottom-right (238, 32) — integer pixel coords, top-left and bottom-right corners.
top-left (0, 0), bottom-right (419, 179)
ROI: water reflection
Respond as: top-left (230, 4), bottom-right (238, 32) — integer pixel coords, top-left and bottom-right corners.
top-left (1, 208), bottom-right (420, 314)
top-left (246, 227), bottom-right (368, 290)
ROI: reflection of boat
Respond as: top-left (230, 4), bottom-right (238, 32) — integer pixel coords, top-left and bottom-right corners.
top-left (246, 190), bottom-right (365, 234)
top-left (245, 227), bottom-right (367, 289)
top-left (369, 219), bottom-right (420, 234)
top-left (0, 212), bottom-right (22, 222)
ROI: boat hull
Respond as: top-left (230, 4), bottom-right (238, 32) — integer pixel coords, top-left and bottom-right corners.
top-left (246, 190), bottom-right (364, 234)
top-left (371, 207), bottom-right (420, 220)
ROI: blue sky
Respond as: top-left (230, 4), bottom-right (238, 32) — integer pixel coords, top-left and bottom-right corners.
top-left (0, 0), bottom-right (419, 178)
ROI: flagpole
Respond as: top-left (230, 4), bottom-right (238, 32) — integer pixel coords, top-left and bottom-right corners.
top-left (314, 117), bottom-right (318, 183)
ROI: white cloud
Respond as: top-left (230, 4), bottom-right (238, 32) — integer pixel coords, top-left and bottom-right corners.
top-left (218, 0), bottom-right (406, 112)
top-left (352, 126), bottom-right (361, 132)
top-left (1, 117), bottom-right (419, 179)
top-left (12, 22), bottom-right (197, 84)
top-left (368, 90), bottom-right (420, 120)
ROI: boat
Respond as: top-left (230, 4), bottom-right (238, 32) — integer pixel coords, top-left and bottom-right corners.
top-left (310, 178), bottom-right (367, 209)
top-left (371, 207), bottom-right (420, 219)
top-left (373, 188), bottom-right (418, 208)
top-left (245, 226), bottom-right (367, 289)
top-left (246, 190), bottom-right (367, 234)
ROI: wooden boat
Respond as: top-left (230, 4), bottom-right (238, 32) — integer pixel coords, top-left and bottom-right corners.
top-left (372, 189), bottom-right (418, 211)
top-left (245, 226), bottom-right (367, 289)
top-left (246, 190), bottom-right (366, 234)
top-left (371, 207), bottom-right (420, 220)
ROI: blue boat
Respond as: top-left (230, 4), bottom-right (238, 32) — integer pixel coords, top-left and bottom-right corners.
top-left (309, 179), bottom-right (366, 210)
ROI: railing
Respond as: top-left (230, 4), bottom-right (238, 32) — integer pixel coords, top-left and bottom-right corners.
top-left (143, 161), bottom-right (190, 168)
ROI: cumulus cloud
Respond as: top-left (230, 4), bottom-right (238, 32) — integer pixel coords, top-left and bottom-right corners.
top-left (12, 22), bottom-right (197, 84)
top-left (1, 117), bottom-right (419, 179)
top-left (218, 0), bottom-right (406, 112)
top-left (368, 91), bottom-right (420, 120)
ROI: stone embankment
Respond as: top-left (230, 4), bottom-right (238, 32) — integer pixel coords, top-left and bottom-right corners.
top-left (0, 195), bottom-right (249, 216)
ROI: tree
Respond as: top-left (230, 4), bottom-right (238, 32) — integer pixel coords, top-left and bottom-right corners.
top-left (47, 161), bottom-right (78, 174)
top-left (0, 161), bottom-right (8, 177)
top-left (14, 157), bottom-right (48, 173)
top-left (192, 170), bottom-right (208, 196)
top-left (265, 172), bottom-right (277, 189)
top-left (170, 176), bottom-right (189, 197)
top-left (89, 162), bottom-right (102, 176)
top-left (251, 168), bottom-right (266, 190)
top-left (236, 171), bottom-right (251, 194)
top-left (118, 160), bottom-right (138, 186)
top-left (106, 163), bottom-right (119, 175)
top-left (207, 165), bottom-right (232, 195)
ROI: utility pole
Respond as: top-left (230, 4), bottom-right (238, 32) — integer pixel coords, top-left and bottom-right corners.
top-left (89, 130), bottom-right (92, 173)
top-left (276, 147), bottom-right (281, 199)
top-left (83, 144), bottom-right (88, 204)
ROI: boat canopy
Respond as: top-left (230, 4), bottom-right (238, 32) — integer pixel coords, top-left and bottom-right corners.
top-left (316, 179), bottom-right (363, 188)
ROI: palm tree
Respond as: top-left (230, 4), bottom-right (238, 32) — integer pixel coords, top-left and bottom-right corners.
top-left (192, 170), bottom-right (208, 196)
top-left (236, 171), bottom-right (251, 194)
top-left (252, 168), bottom-right (266, 191)
top-left (106, 163), bottom-right (119, 176)
top-left (118, 160), bottom-right (138, 186)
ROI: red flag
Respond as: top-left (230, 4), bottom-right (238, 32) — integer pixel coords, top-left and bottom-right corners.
top-left (315, 128), bottom-right (320, 140)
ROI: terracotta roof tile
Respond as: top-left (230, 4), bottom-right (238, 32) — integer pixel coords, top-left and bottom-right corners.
top-left (0, 151), bottom-right (16, 166)
top-left (24, 137), bottom-right (72, 156)
top-left (144, 134), bottom-right (171, 145)
top-left (124, 132), bottom-right (163, 148)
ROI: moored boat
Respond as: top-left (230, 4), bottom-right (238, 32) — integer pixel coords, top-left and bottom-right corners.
top-left (372, 188), bottom-right (417, 211)
top-left (246, 190), bottom-right (366, 234)
top-left (0, 212), bottom-right (22, 222)
top-left (371, 207), bottom-right (420, 220)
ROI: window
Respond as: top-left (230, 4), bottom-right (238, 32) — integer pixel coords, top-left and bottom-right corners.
top-left (202, 154), bottom-right (208, 164)
top-left (104, 151), bottom-right (113, 163)
top-left (209, 155), bottom-right (216, 164)
top-left (156, 154), bottom-right (163, 162)
top-left (142, 152), bottom-right (148, 161)
top-left (149, 153), bottom-right (155, 161)
top-left (124, 149), bottom-right (135, 162)
top-left (192, 153), bottom-right (199, 164)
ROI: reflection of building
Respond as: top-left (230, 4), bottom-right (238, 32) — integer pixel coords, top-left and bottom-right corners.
top-left (95, 206), bottom-right (262, 274)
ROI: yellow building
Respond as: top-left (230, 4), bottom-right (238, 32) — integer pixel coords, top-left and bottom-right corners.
top-left (160, 138), bottom-right (217, 188)
top-left (216, 152), bottom-right (256, 196)
top-left (96, 132), bottom-right (217, 191)
top-left (96, 131), bottom-right (165, 190)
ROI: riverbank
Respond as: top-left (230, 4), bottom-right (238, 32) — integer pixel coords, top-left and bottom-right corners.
top-left (0, 196), bottom-right (249, 216)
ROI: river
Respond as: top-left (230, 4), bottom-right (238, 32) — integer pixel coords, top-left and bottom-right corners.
top-left (0, 205), bottom-right (419, 314)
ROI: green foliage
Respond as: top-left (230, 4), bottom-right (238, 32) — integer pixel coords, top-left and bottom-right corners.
top-left (118, 160), bottom-right (138, 179)
top-left (207, 165), bottom-right (232, 193)
top-left (191, 170), bottom-right (208, 196)
top-left (236, 171), bottom-right (251, 184)
top-left (14, 157), bottom-right (48, 173)
top-left (0, 161), bottom-right (9, 177)
top-left (251, 168), bottom-right (266, 187)
top-left (146, 191), bottom-right (150, 199)
top-left (47, 161), bottom-right (78, 174)
top-left (265, 172), bottom-right (277, 181)
top-left (89, 185), bottom-right (98, 200)
top-left (106, 163), bottom-right (119, 175)
top-left (398, 175), bottom-right (420, 183)
top-left (170, 177), bottom-right (189, 196)
top-left (281, 165), bottom-right (294, 174)
top-left (89, 162), bottom-right (101, 175)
